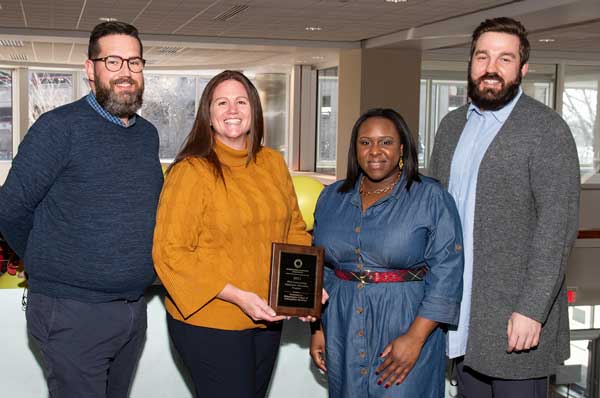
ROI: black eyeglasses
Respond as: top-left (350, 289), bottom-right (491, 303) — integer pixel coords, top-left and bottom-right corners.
top-left (91, 55), bottom-right (146, 73)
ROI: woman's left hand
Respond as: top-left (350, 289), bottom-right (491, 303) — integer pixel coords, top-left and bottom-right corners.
top-left (375, 333), bottom-right (424, 388)
top-left (375, 316), bottom-right (438, 388)
top-left (298, 288), bottom-right (329, 322)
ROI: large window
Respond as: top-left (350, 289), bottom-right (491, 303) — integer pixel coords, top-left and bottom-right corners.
top-left (316, 67), bottom-right (338, 175)
top-left (419, 79), bottom-right (469, 167)
top-left (0, 70), bottom-right (12, 160)
top-left (11, 68), bottom-right (292, 167)
top-left (256, 73), bottom-right (289, 160)
top-left (140, 74), bottom-right (201, 160)
top-left (29, 71), bottom-right (75, 126)
top-left (558, 305), bottom-right (600, 397)
top-left (419, 62), bottom-right (556, 168)
top-left (140, 72), bottom-right (291, 162)
top-left (562, 65), bottom-right (600, 174)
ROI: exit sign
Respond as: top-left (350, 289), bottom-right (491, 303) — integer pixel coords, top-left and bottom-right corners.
top-left (567, 288), bottom-right (577, 304)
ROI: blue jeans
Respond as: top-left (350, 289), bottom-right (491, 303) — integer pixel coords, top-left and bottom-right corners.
top-left (26, 291), bottom-right (147, 398)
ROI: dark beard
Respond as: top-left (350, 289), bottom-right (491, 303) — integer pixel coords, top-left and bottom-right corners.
top-left (468, 69), bottom-right (521, 111)
top-left (94, 73), bottom-right (144, 118)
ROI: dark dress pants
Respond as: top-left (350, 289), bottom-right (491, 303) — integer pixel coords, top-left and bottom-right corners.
top-left (26, 291), bottom-right (147, 398)
top-left (455, 357), bottom-right (548, 398)
top-left (167, 314), bottom-right (282, 398)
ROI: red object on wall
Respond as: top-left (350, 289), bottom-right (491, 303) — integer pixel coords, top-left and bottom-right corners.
top-left (567, 289), bottom-right (577, 304)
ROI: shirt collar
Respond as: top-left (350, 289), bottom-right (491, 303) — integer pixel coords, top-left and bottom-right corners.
top-left (85, 91), bottom-right (137, 128)
top-left (467, 86), bottom-right (523, 123)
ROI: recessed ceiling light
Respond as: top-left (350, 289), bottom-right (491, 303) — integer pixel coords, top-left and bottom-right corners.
top-left (385, 0), bottom-right (408, 3)
top-left (538, 38), bottom-right (555, 43)
top-left (99, 17), bottom-right (118, 22)
top-left (305, 26), bottom-right (322, 31)
top-left (312, 56), bottom-right (324, 61)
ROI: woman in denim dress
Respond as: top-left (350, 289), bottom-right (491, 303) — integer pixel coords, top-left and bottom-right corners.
top-left (310, 108), bottom-right (464, 398)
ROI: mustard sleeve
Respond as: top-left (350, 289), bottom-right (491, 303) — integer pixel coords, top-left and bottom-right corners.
top-left (153, 159), bottom-right (233, 319)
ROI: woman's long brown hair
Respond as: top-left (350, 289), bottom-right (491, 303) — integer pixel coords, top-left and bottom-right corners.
top-left (168, 70), bottom-right (264, 182)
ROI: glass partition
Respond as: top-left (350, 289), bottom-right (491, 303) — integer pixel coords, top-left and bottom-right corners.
top-left (256, 73), bottom-right (289, 162)
top-left (140, 74), bottom-right (200, 160)
top-left (316, 67), bottom-right (338, 175)
top-left (29, 71), bottom-right (75, 126)
top-left (0, 70), bottom-right (12, 160)
top-left (562, 65), bottom-right (600, 174)
top-left (420, 63), bottom-right (557, 168)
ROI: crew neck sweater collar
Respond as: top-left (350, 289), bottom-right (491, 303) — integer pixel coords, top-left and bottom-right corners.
top-left (214, 138), bottom-right (250, 167)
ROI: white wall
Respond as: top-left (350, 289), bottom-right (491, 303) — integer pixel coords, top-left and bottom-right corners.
top-left (0, 286), bottom-right (328, 398)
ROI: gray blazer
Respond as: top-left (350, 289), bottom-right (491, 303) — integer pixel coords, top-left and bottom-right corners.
top-left (429, 94), bottom-right (580, 379)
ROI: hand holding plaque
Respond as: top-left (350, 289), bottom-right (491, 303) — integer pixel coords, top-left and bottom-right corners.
top-left (269, 243), bottom-right (324, 317)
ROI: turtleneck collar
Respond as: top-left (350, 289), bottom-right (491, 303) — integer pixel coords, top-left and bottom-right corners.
top-left (214, 137), bottom-right (250, 167)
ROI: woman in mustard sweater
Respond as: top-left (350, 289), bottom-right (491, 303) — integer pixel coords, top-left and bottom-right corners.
top-left (153, 70), bottom-right (311, 397)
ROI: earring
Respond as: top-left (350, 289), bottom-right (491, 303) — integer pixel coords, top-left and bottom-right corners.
top-left (398, 152), bottom-right (404, 171)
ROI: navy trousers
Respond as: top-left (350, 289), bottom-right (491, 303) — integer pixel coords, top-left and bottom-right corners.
top-left (455, 357), bottom-right (548, 398)
top-left (26, 291), bottom-right (147, 398)
top-left (167, 314), bottom-right (282, 398)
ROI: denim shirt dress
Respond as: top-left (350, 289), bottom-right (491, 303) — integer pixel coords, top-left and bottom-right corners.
top-left (313, 175), bottom-right (464, 398)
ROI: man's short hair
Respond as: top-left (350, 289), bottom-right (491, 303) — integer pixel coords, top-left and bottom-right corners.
top-left (88, 21), bottom-right (143, 59)
top-left (470, 17), bottom-right (530, 68)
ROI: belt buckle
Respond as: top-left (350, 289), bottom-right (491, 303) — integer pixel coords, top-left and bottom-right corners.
top-left (351, 271), bottom-right (369, 285)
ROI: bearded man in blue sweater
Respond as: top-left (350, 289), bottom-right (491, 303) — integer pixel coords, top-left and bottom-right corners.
top-left (0, 21), bottom-right (163, 398)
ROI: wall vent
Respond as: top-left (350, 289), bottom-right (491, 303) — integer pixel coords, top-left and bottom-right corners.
top-left (156, 46), bottom-right (183, 54)
top-left (0, 40), bottom-right (24, 47)
top-left (9, 53), bottom-right (28, 61)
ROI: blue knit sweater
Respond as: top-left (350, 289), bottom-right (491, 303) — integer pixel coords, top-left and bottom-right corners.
top-left (0, 97), bottom-right (163, 302)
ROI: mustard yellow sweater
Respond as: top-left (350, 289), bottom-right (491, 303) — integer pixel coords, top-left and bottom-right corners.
top-left (153, 139), bottom-right (311, 330)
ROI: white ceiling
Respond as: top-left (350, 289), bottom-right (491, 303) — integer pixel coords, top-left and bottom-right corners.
top-left (0, 0), bottom-right (599, 70)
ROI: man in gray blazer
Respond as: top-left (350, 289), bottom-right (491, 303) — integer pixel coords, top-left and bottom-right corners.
top-left (429, 17), bottom-right (580, 397)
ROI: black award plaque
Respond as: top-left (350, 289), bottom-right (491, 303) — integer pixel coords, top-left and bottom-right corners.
top-left (269, 243), bottom-right (324, 317)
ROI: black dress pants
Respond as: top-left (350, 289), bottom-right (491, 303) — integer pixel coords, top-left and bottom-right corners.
top-left (26, 291), bottom-right (147, 398)
top-left (167, 314), bottom-right (282, 398)
top-left (455, 357), bottom-right (548, 398)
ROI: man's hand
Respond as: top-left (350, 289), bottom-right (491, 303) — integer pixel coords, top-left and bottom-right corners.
top-left (507, 312), bottom-right (541, 352)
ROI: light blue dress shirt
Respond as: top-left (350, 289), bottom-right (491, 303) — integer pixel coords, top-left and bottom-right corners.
top-left (446, 88), bottom-right (523, 358)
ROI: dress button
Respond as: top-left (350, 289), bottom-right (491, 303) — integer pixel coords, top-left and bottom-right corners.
top-left (357, 283), bottom-right (364, 289)
top-left (359, 351), bottom-right (366, 358)
top-left (354, 247), bottom-right (361, 254)
top-left (355, 226), bottom-right (361, 233)
top-left (356, 307), bottom-right (364, 314)
top-left (360, 367), bottom-right (368, 376)
top-left (357, 263), bottom-right (364, 270)
top-left (357, 329), bottom-right (365, 337)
